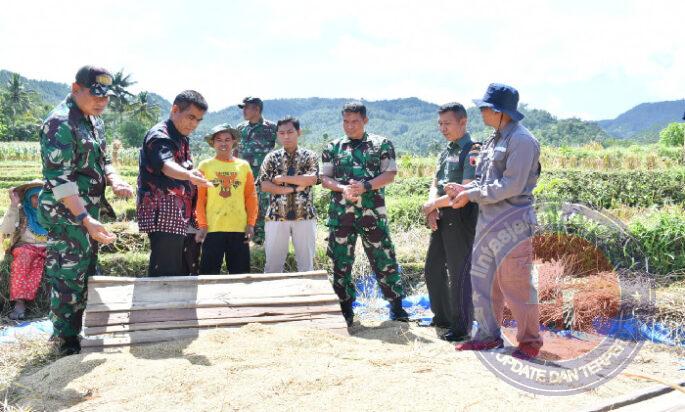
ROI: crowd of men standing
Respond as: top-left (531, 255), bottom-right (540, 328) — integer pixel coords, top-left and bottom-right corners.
top-left (37, 65), bottom-right (542, 361)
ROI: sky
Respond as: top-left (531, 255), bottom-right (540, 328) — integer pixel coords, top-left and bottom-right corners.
top-left (0, 0), bottom-right (683, 120)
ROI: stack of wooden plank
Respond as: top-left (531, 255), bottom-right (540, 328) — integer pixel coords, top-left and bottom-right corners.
top-left (81, 270), bottom-right (347, 352)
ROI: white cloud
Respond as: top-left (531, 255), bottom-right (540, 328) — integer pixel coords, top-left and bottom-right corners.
top-left (0, 0), bottom-right (682, 119)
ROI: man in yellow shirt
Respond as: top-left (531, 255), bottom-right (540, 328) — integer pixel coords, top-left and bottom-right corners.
top-left (196, 124), bottom-right (258, 274)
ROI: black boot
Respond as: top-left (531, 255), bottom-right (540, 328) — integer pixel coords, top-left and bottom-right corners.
top-left (389, 298), bottom-right (409, 322)
top-left (340, 300), bottom-right (354, 327)
top-left (59, 336), bottom-right (81, 356)
top-left (440, 330), bottom-right (470, 342)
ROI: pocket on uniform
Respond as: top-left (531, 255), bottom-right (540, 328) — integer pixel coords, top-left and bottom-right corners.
top-left (365, 152), bottom-right (381, 170)
top-left (492, 150), bottom-right (506, 163)
top-left (499, 240), bottom-right (533, 281)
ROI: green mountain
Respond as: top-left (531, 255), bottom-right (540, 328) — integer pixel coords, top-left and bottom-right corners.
top-left (147, 92), bottom-right (171, 115)
top-left (598, 99), bottom-right (685, 141)
top-left (197, 97), bottom-right (450, 154)
top-left (5, 68), bottom-right (677, 152)
top-left (0, 69), bottom-right (70, 106)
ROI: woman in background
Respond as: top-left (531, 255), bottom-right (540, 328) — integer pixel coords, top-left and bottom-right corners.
top-left (1, 180), bottom-right (47, 320)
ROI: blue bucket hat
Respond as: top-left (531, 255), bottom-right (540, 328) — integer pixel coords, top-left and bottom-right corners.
top-left (473, 83), bottom-right (525, 122)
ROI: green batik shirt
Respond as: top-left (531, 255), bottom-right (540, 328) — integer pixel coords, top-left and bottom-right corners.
top-left (38, 95), bottom-right (113, 227)
top-left (235, 117), bottom-right (278, 176)
top-left (321, 133), bottom-right (397, 228)
top-left (434, 133), bottom-right (478, 196)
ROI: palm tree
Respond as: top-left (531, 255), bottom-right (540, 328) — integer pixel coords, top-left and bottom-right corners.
top-left (130, 91), bottom-right (160, 125)
top-left (2, 73), bottom-right (34, 119)
top-left (108, 69), bottom-right (137, 126)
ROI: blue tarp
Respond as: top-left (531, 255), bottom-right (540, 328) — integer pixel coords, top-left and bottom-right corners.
top-left (1, 276), bottom-right (682, 347)
top-left (353, 275), bottom-right (685, 347)
top-left (0, 319), bottom-right (52, 344)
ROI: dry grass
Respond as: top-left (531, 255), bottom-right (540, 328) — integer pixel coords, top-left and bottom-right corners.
top-left (535, 260), bottom-right (621, 332)
top-left (1, 338), bottom-right (56, 411)
top-left (3, 323), bottom-right (684, 411)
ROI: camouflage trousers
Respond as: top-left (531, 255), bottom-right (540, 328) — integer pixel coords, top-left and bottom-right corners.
top-left (45, 223), bottom-right (98, 338)
top-left (326, 221), bottom-right (404, 303)
top-left (253, 191), bottom-right (269, 244)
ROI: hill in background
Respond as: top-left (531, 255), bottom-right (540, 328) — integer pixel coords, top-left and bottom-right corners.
top-left (598, 99), bottom-right (685, 141)
top-left (2, 69), bottom-right (683, 152)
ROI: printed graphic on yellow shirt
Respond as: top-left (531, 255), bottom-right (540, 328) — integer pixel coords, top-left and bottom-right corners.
top-left (211, 171), bottom-right (242, 198)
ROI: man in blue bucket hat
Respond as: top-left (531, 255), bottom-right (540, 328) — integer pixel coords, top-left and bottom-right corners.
top-left (446, 83), bottom-right (543, 360)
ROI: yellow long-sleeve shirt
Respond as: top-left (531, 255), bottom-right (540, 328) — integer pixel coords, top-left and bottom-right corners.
top-left (196, 157), bottom-right (258, 233)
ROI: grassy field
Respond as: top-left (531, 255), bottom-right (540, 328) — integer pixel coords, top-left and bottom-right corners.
top-left (1, 141), bottom-right (684, 315)
top-left (1, 141), bottom-right (685, 410)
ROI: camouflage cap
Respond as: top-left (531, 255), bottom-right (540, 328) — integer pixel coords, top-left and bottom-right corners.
top-left (238, 96), bottom-right (263, 110)
top-left (204, 123), bottom-right (240, 145)
top-left (75, 65), bottom-right (115, 97)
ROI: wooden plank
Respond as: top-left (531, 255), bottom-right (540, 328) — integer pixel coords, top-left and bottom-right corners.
top-left (88, 270), bottom-right (327, 285)
top-left (84, 303), bottom-right (342, 327)
top-left (81, 270), bottom-right (348, 349)
top-left (86, 277), bottom-right (334, 307)
top-left (81, 327), bottom-right (219, 348)
top-left (85, 294), bottom-right (340, 313)
top-left (83, 312), bottom-right (344, 335)
top-left (583, 380), bottom-right (685, 412)
top-left (81, 317), bottom-right (349, 348)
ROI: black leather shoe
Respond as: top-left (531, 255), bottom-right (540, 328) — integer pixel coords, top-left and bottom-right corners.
top-left (59, 336), bottom-right (81, 356)
top-left (440, 330), bottom-right (470, 342)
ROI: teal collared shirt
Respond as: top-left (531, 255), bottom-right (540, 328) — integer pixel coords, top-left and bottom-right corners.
top-left (434, 133), bottom-right (476, 196)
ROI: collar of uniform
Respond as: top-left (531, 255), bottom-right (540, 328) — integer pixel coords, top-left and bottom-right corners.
top-left (283, 146), bottom-right (301, 158)
top-left (448, 132), bottom-right (472, 150)
top-left (66, 94), bottom-right (88, 123)
top-left (165, 118), bottom-right (185, 140)
top-left (248, 117), bottom-right (265, 127)
top-left (498, 121), bottom-right (518, 140)
top-left (343, 132), bottom-right (368, 144)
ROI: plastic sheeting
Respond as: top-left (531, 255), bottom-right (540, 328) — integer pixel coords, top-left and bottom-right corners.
top-left (0, 318), bottom-right (52, 344)
top-left (1, 276), bottom-right (681, 347)
top-left (353, 275), bottom-right (685, 347)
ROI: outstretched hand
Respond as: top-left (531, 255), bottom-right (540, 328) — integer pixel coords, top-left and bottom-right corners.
top-left (189, 169), bottom-right (213, 188)
top-left (111, 178), bottom-right (134, 199)
top-left (83, 216), bottom-right (117, 244)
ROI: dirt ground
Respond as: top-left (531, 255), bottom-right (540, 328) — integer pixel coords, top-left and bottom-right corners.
top-left (8, 321), bottom-right (685, 411)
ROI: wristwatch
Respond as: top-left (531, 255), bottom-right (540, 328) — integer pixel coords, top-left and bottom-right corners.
top-left (363, 181), bottom-right (373, 192)
top-left (75, 212), bottom-right (89, 224)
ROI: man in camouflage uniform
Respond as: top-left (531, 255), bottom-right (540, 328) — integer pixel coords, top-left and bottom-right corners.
top-left (235, 97), bottom-right (277, 244)
top-left (38, 66), bottom-right (133, 355)
top-left (321, 102), bottom-right (409, 326)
